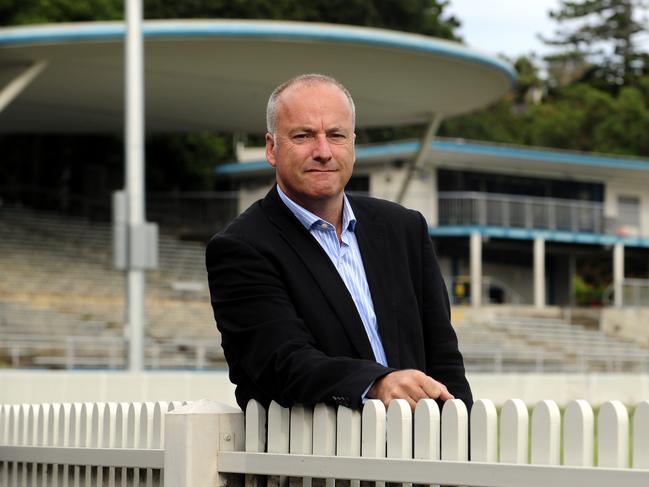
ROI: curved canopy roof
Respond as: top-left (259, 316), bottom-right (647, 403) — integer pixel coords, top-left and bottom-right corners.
top-left (0, 20), bottom-right (515, 134)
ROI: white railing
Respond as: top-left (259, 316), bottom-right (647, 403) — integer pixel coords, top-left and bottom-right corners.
top-left (0, 400), bottom-right (183, 485)
top-left (3, 398), bottom-right (649, 487)
top-left (0, 335), bottom-right (224, 369)
top-left (603, 278), bottom-right (649, 307)
top-left (438, 191), bottom-right (617, 234)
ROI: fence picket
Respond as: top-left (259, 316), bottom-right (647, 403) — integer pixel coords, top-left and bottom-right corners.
top-left (20, 403), bottom-right (30, 486)
top-left (245, 400), bottom-right (267, 487)
top-left (152, 402), bottom-right (169, 449)
top-left (80, 402), bottom-right (95, 486)
top-left (414, 399), bottom-right (440, 461)
top-left (563, 400), bottom-right (593, 466)
top-left (313, 404), bottom-right (336, 487)
top-left (499, 399), bottom-right (528, 464)
top-left (245, 400), bottom-right (266, 453)
top-left (633, 401), bottom-right (649, 469)
top-left (1, 405), bottom-right (9, 486)
top-left (531, 400), bottom-right (560, 465)
top-left (290, 405), bottom-right (313, 487)
top-left (387, 400), bottom-right (412, 459)
top-left (598, 400), bottom-right (629, 468)
top-left (336, 406), bottom-right (361, 487)
top-left (470, 399), bottom-right (497, 462)
top-left (36, 404), bottom-right (49, 486)
top-left (267, 401), bottom-right (289, 487)
top-left (362, 400), bottom-right (386, 458)
top-left (362, 400), bottom-right (386, 487)
top-left (441, 399), bottom-right (468, 461)
top-left (28, 404), bottom-right (39, 487)
top-left (115, 402), bottom-right (130, 487)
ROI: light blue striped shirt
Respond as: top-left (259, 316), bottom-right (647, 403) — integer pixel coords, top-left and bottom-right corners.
top-left (277, 185), bottom-right (388, 367)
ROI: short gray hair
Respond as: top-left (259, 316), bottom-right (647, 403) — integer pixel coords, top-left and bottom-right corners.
top-left (266, 73), bottom-right (356, 135)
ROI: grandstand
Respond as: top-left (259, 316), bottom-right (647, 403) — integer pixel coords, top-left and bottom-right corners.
top-left (0, 205), bottom-right (222, 369)
top-left (2, 205), bottom-right (647, 373)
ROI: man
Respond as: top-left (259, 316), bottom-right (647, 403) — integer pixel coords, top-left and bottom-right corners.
top-left (206, 73), bottom-right (472, 411)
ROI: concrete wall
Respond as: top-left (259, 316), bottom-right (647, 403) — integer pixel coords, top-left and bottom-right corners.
top-left (2, 370), bottom-right (648, 407)
top-left (601, 307), bottom-right (649, 347)
top-left (369, 166), bottom-right (437, 225)
top-left (605, 180), bottom-right (649, 236)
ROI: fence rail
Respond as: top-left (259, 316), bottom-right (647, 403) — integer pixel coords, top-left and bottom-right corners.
top-left (438, 191), bottom-right (629, 235)
top-left (2, 398), bottom-right (649, 487)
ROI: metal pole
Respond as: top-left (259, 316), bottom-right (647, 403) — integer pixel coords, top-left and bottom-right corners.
top-left (125, 0), bottom-right (145, 371)
top-left (534, 236), bottom-right (546, 308)
top-left (396, 113), bottom-right (442, 204)
top-left (470, 232), bottom-right (482, 307)
top-left (613, 242), bottom-right (624, 308)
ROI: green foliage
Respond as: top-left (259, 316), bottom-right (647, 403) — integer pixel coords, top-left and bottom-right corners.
top-left (0, 0), bottom-right (122, 25)
top-left (542, 0), bottom-right (648, 87)
top-left (142, 0), bottom-right (460, 40)
top-left (146, 133), bottom-right (232, 190)
top-left (574, 275), bottom-right (606, 306)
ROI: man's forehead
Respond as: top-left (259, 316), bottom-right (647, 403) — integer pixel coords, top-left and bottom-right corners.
top-left (278, 81), bottom-right (351, 109)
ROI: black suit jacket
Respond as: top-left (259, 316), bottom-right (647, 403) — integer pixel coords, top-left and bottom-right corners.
top-left (206, 187), bottom-right (472, 410)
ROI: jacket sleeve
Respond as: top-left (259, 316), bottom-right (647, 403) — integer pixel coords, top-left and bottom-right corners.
top-left (206, 233), bottom-right (393, 410)
top-left (417, 212), bottom-right (473, 410)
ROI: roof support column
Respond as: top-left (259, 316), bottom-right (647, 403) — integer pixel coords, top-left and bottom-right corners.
top-left (613, 242), bottom-right (625, 307)
top-left (470, 232), bottom-right (482, 307)
top-left (0, 62), bottom-right (47, 113)
top-left (396, 113), bottom-right (443, 205)
top-left (534, 236), bottom-right (546, 308)
top-left (125, 0), bottom-right (145, 372)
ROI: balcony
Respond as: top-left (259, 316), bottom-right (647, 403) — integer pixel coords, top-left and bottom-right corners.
top-left (438, 191), bottom-right (631, 235)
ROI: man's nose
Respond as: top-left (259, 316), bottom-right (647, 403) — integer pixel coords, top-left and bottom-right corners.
top-left (312, 134), bottom-right (332, 162)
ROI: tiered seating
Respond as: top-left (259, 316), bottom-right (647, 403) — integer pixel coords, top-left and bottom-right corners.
top-left (479, 316), bottom-right (649, 372)
top-left (0, 206), bottom-right (223, 369)
top-left (3, 206), bottom-right (648, 373)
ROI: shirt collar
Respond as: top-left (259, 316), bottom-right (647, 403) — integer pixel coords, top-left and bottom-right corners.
top-left (276, 185), bottom-right (357, 232)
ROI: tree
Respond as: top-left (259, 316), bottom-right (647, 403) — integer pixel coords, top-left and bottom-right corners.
top-left (542, 0), bottom-right (649, 88)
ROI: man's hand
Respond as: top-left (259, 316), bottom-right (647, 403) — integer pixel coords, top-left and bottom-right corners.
top-left (367, 369), bottom-right (454, 410)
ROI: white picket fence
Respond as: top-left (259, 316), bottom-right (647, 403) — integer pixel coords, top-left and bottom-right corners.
top-left (0, 400), bottom-right (186, 486)
top-left (1, 398), bottom-right (649, 486)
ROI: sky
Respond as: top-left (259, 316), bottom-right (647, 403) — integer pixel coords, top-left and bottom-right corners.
top-left (445, 0), bottom-right (562, 60)
top-left (446, 0), bottom-right (649, 61)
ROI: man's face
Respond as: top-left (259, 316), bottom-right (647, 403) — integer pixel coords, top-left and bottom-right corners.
top-left (265, 82), bottom-right (356, 209)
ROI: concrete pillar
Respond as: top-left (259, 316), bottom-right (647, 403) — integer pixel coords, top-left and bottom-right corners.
top-left (165, 400), bottom-right (244, 487)
top-left (470, 232), bottom-right (482, 307)
top-left (534, 236), bottom-right (546, 308)
top-left (613, 242), bottom-right (625, 307)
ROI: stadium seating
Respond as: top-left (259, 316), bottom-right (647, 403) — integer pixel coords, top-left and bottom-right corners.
top-left (1, 206), bottom-right (647, 372)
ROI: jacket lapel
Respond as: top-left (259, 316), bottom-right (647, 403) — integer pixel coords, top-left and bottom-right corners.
top-left (262, 188), bottom-right (376, 361)
top-left (351, 199), bottom-right (400, 367)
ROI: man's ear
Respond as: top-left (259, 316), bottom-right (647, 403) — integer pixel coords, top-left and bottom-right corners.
top-left (265, 133), bottom-right (276, 167)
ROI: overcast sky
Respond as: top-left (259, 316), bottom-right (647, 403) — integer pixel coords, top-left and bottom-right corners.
top-left (446, 0), bottom-right (649, 61)
top-left (446, 0), bottom-right (562, 59)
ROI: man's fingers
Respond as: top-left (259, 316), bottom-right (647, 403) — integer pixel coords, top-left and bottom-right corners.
top-left (368, 370), bottom-right (455, 410)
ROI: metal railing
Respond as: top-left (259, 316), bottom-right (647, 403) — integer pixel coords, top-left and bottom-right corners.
top-left (0, 335), bottom-right (225, 370)
top-left (438, 191), bottom-right (620, 234)
top-left (603, 278), bottom-right (649, 306)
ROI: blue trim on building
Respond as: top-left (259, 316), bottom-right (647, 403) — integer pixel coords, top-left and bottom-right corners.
top-left (429, 225), bottom-right (649, 248)
top-left (432, 140), bottom-right (649, 172)
top-left (0, 21), bottom-right (515, 81)
top-left (215, 138), bottom-right (649, 175)
top-left (217, 161), bottom-right (269, 175)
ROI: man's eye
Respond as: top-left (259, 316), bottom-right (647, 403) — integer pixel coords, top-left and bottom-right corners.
top-left (293, 133), bottom-right (311, 141)
top-left (328, 133), bottom-right (347, 143)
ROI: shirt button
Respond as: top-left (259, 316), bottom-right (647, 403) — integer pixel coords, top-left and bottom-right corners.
top-left (320, 224), bottom-right (328, 229)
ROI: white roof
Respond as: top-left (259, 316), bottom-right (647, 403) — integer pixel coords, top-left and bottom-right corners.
top-left (0, 20), bottom-right (515, 133)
